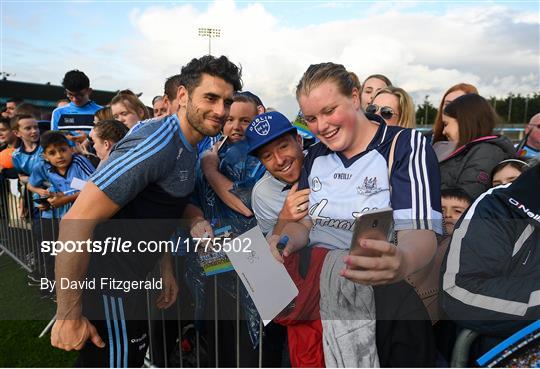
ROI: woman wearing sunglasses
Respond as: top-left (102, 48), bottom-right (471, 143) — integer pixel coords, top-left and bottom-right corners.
top-left (367, 86), bottom-right (416, 128)
top-left (269, 62), bottom-right (442, 367)
top-left (439, 93), bottom-right (515, 200)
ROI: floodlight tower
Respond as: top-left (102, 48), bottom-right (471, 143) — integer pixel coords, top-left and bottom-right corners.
top-left (198, 27), bottom-right (221, 55)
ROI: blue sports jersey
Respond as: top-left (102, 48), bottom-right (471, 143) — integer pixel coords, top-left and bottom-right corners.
top-left (299, 115), bottom-right (443, 250)
top-left (12, 145), bottom-right (44, 176)
top-left (197, 135), bottom-right (220, 155)
top-left (29, 154), bottom-right (95, 219)
top-left (88, 114), bottom-right (198, 282)
top-left (50, 101), bottom-right (102, 132)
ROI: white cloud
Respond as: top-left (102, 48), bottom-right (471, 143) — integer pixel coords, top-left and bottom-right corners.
top-left (116, 0), bottom-right (538, 117)
top-left (7, 1), bottom-right (537, 119)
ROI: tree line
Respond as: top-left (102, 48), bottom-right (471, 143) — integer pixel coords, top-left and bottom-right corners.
top-left (416, 92), bottom-right (540, 126)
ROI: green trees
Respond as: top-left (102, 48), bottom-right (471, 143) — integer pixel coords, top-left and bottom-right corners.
top-left (415, 92), bottom-right (540, 125)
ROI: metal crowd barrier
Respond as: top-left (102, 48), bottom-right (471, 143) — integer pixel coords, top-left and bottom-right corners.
top-left (0, 178), bottom-right (266, 368)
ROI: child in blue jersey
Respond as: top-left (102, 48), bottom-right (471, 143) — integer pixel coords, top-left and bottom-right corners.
top-left (269, 63), bottom-right (443, 367)
top-left (11, 114), bottom-right (42, 183)
top-left (27, 131), bottom-right (95, 284)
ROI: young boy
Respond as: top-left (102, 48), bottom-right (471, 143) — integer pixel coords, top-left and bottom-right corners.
top-left (11, 114), bottom-right (42, 183)
top-left (27, 131), bottom-right (95, 288)
top-left (441, 188), bottom-right (472, 236)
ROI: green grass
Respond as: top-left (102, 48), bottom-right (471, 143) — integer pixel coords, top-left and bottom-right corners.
top-left (0, 255), bottom-right (77, 367)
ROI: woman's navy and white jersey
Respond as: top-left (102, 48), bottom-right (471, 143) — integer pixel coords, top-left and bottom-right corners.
top-left (88, 114), bottom-right (197, 284)
top-left (298, 115), bottom-right (443, 250)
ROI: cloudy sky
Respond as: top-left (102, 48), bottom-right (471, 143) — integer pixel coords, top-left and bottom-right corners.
top-left (2, 0), bottom-right (539, 119)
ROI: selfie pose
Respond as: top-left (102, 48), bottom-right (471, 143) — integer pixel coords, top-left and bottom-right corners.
top-left (269, 62), bottom-right (443, 367)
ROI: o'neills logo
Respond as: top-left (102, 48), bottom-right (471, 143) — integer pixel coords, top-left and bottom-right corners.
top-left (509, 198), bottom-right (540, 221)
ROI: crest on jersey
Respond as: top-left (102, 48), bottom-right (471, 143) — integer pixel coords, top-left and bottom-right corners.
top-left (357, 176), bottom-right (384, 196)
top-left (252, 115), bottom-right (272, 136)
top-left (312, 177), bottom-right (322, 192)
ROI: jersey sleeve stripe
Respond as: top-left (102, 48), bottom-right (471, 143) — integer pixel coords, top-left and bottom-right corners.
top-left (419, 134), bottom-right (431, 229)
top-left (96, 126), bottom-right (176, 190)
top-left (407, 130), bottom-right (418, 226)
top-left (415, 131), bottom-right (429, 228)
top-left (73, 156), bottom-right (94, 176)
top-left (92, 121), bottom-right (176, 185)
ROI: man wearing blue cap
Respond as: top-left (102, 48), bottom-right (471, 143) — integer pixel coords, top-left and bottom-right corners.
top-left (247, 111), bottom-right (309, 237)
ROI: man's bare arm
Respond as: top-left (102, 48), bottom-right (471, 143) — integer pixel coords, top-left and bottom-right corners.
top-left (55, 182), bottom-right (119, 319)
top-left (51, 182), bottom-right (119, 352)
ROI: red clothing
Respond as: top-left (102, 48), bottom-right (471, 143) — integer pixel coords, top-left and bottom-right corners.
top-left (275, 247), bottom-right (329, 368)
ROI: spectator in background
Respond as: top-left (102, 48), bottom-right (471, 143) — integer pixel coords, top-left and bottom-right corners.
top-left (163, 74), bottom-right (182, 115)
top-left (441, 188), bottom-right (472, 237)
top-left (88, 119), bottom-right (128, 163)
top-left (110, 89), bottom-right (150, 131)
top-left (51, 70), bottom-right (102, 138)
top-left (368, 86), bottom-right (416, 128)
top-left (238, 90), bottom-right (265, 114)
top-left (152, 95), bottom-right (168, 118)
top-left (0, 117), bottom-right (19, 177)
top-left (14, 102), bottom-right (41, 119)
top-left (491, 158), bottom-right (528, 187)
top-left (516, 113), bottom-right (540, 159)
top-left (11, 114), bottom-right (42, 183)
top-left (439, 94), bottom-right (514, 200)
top-left (56, 98), bottom-right (69, 108)
top-left (431, 83), bottom-right (478, 146)
top-left (5, 97), bottom-right (23, 118)
top-left (93, 106), bottom-right (113, 124)
top-left (360, 74), bottom-right (392, 110)
top-left (441, 160), bottom-right (540, 360)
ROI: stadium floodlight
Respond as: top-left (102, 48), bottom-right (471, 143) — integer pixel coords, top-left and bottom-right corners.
top-left (198, 27), bottom-right (221, 55)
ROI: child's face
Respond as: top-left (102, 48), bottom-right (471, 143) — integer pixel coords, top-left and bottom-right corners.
top-left (43, 144), bottom-right (73, 170)
top-left (15, 118), bottom-right (40, 144)
top-left (492, 165), bottom-right (521, 187)
top-left (0, 124), bottom-right (15, 144)
top-left (442, 197), bottom-right (470, 235)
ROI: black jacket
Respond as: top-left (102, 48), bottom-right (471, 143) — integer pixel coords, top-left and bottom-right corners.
top-left (441, 163), bottom-right (540, 337)
top-left (439, 135), bottom-right (515, 199)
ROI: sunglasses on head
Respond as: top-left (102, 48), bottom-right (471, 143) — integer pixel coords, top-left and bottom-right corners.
top-left (365, 104), bottom-right (398, 120)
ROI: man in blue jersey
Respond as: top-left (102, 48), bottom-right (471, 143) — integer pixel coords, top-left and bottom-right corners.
top-left (50, 55), bottom-right (242, 367)
top-left (50, 70), bottom-right (102, 139)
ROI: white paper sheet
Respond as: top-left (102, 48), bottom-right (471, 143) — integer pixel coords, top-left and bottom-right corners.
top-left (225, 226), bottom-right (298, 325)
top-left (70, 177), bottom-right (87, 191)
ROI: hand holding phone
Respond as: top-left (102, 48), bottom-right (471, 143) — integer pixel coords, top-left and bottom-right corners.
top-left (349, 207), bottom-right (393, 259)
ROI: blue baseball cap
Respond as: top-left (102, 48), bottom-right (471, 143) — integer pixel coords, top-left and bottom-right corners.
top-left (246, 111), bottom-right (297, 155)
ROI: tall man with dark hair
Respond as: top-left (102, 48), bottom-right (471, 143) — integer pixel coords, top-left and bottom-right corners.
top-left (50, 55), bottom-right (242, 367)
top-left (50, 70), bottom-right (102, 136)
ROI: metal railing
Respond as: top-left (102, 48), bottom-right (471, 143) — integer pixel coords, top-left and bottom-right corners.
top-left (0, 178), bottom-right (269, 368)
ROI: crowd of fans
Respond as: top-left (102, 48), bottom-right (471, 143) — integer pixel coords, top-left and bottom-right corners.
top-left (1, 56), bottom-right (539, 368)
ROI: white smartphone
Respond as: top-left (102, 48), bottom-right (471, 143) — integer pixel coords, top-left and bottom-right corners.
top-left (349, 207), bottom-right (394, 258)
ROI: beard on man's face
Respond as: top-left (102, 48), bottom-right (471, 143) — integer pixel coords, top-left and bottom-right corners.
top-left (185, 98), bottom-right (223, 137)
